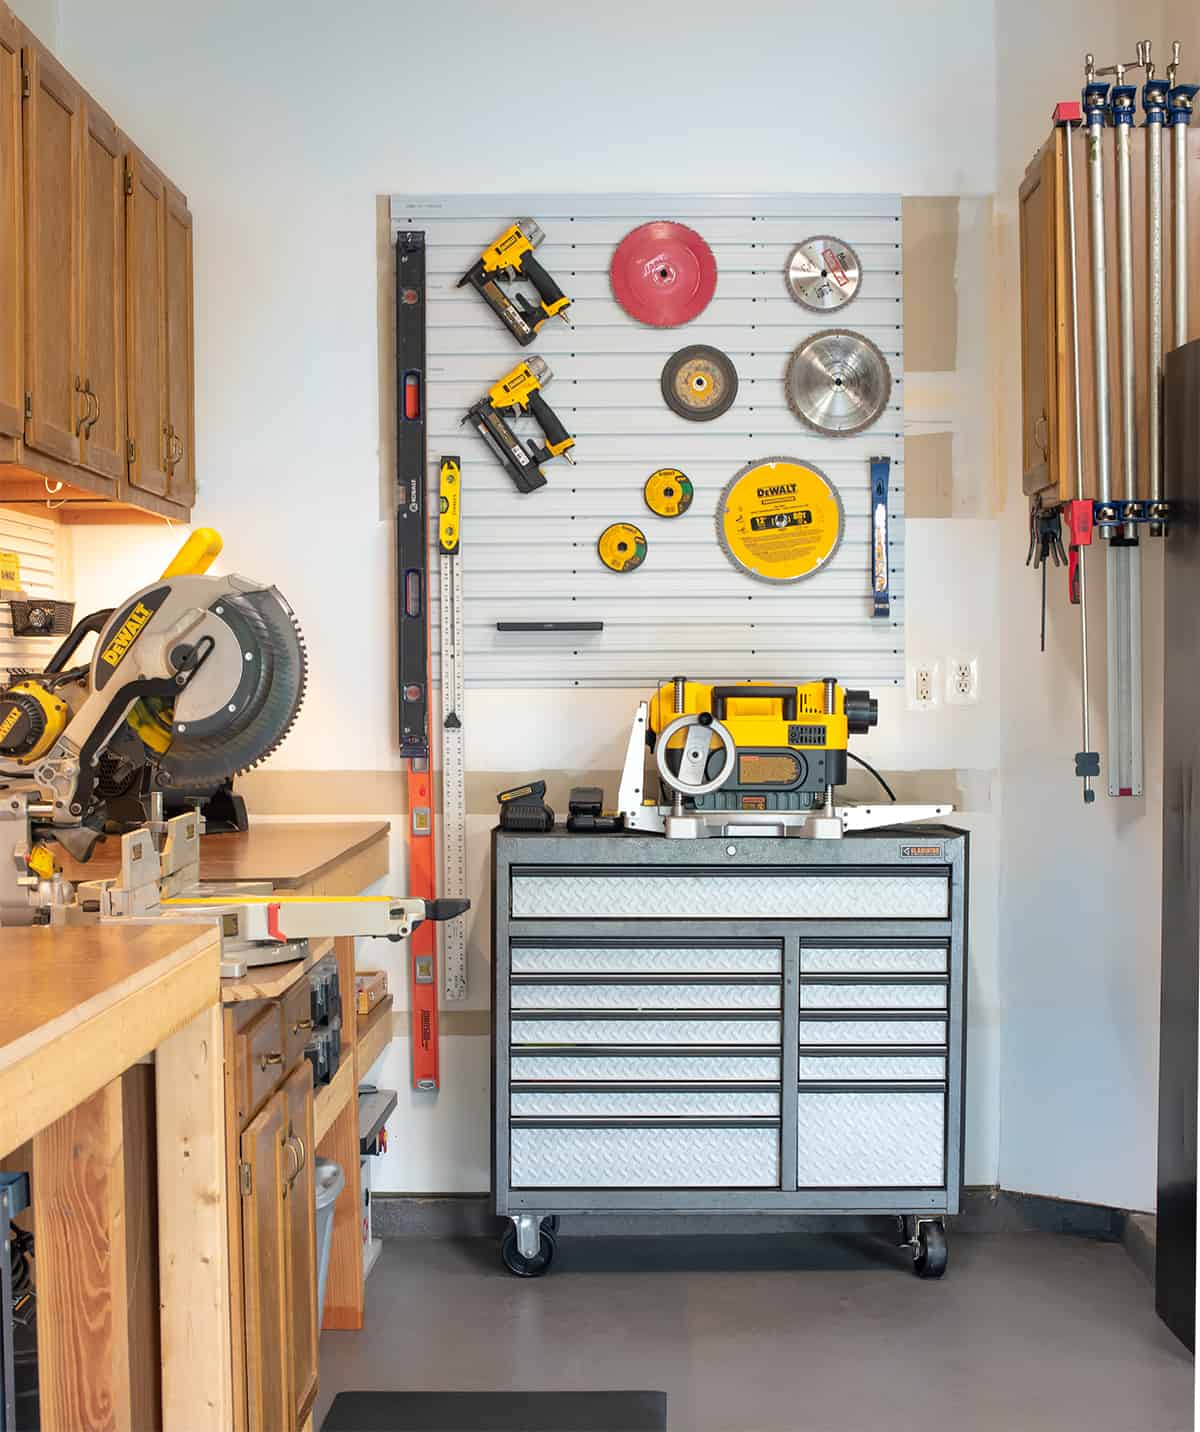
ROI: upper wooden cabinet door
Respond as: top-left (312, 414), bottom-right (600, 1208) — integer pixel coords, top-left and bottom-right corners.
top-left (1018, 135), bottom-right (1065, 500)
top-left (282, 1063), bottom-right (318, 1426)
top-left (22, 39), bottom-right (84, 466)
top-left (125, 148), bottom-right (169, 497)
top-left (77, 99), bottom-right (125, 483)
top-left (241, 1092), bottom-right (292, 1432)
top-left (163, 183), bottom-right (194, 506)
top-left (0, 9), bottom-right (22, 440)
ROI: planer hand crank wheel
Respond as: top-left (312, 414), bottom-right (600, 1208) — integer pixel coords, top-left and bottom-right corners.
top-left (655, 712), bottom-right (737, 799)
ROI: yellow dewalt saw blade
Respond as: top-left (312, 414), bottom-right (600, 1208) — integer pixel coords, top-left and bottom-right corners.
top-left (643, 468), bottom-right (694, 518)
top-left (597, 522), bottom-right (648, 573)
top-left (717, 457), bottom-right (843, 583)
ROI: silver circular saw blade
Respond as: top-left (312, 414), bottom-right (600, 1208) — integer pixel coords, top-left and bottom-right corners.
top-left (157, 586), bottom-right (308, 788)
top-left (784, 236), bottom-right (862, 311)
top-left (785, 329), bottom-right (891, 437)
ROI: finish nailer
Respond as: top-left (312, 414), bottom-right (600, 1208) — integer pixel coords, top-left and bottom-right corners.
top-left (464, 357), bottom-right (576, 493)
top-left (457, 218), bottom-right (573, 345)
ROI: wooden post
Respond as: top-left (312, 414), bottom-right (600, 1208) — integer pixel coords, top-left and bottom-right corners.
top-left (32, 1075), bottom-right (156, 1432)
top-left (155, 1002), bottom-right (234, 1430)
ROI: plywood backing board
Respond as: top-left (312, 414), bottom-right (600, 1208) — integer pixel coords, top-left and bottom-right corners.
top-left (388, 194), bottom-right (905, 688)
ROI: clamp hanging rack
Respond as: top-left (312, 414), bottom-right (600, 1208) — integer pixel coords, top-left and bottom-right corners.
top-left (395, 230), bottom-right (440, 1090)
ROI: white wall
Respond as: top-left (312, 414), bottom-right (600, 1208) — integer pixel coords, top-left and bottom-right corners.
top-left (51, 0), bottom-right (1172, 1209)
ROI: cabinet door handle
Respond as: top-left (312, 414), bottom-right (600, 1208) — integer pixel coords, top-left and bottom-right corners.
top-left (258, 1050), bottom-right (284, 1071)
top-left (1034, 413), bottom-right (1048, 456)
top-left (75, 376), bottom-right (89, 436)
top-left (286, 1133), bottom-right (307, 1185)
top-left (172, 431), bottom-right (184, 464)
top-left (86, 388), bottom-right (100, 435)
top-left (163, 423), bottom-right (178, 471)
top-left (291, 1018), bottom-right (314, 1034)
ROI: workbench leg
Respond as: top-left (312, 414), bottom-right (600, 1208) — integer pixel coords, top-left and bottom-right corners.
top-left (32, 1072), bottom-right (157, 1432)
top-left (156, 1004), bottom-right (234, 1430)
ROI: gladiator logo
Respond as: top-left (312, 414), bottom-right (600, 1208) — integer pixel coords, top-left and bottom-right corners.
top-left (757, 483), bottom-right (797, 497)
top-left (100, 602), bottom-right (153, 668)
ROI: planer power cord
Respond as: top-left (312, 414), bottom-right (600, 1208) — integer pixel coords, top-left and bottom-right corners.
top-left (847, 750), bottom-right (897, 803)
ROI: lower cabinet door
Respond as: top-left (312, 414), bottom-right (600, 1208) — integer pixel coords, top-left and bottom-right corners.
top-left (241, 1092), bottom-right (292, 1432)
top-left (796, 1089), bottom-right (945, 1188)
top-left (283, 1062), bottom-right (319, 1425)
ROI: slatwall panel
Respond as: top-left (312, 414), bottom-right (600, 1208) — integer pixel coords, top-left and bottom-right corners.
top-left (389, 193), bottom-right (904, 688)
top-left (0, 508), bottom-right (64, 683)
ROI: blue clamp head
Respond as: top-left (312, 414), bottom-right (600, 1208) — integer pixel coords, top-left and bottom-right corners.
top-left (1082, 80), bottom-right (1111, 123)
top-left (1143, 76), bottom-right (1169, 122)
top-left (1109, 84), bottom-right (1138, 124)
top-left (1168, 83), bottom-right (1199, 124)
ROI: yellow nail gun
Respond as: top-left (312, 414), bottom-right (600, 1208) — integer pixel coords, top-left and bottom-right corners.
top-left (618, 676), bottom-right (953, 839)
top-left (457, 218), bottom-right (573, 345)
top-left (464, 357), bottom-right (576, 493)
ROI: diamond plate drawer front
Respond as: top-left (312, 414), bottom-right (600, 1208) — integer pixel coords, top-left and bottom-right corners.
top-left (511, 1054), bottom-right (781, 1082)
top-left (511, 1089), bottom-right (781, 1117)
top-left (796, 1019), bottom-right (946, 1046)
top-left (511, 946), bottom-right (782, 975)
top-left (510, 982), bottom-right (781, 1012)
top-left (796, 1090), bottom-right (945, 1187)
top-left (800, 982), bottom-right (947, 1011)
top-left (512, 1017), bottom-right (781, 1046)
top-left (797, 1054), bottom-right (947, 1081)
top-left (801, 946), bottom-right (948, 974)
top-left (510, 872), bottom-right (949, 920)
top-left (511, 1125), bottom-right (780, 1188)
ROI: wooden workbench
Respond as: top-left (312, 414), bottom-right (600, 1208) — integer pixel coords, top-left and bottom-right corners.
top-left (2, 924), bottom-right (230, 1430)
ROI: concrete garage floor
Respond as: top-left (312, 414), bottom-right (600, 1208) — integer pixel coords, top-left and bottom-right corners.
top-left (316, 1232), bottom-right (1192, 1432)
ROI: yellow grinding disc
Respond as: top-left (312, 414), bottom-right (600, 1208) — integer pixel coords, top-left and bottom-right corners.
top-left (597, 522), bottom-right (648, 573)
top-left (717, 457), bottom-right (844, 583)
top-left (643, 468), bottom-right (694, 518)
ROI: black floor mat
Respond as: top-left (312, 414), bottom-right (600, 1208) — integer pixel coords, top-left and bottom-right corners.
top-left (321, 1390), bottom-right (668, 1431)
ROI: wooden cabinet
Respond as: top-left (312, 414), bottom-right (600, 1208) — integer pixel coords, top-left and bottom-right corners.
top-left (230, 996), bottom-right (320, 1432)
top-left (241, 1092), bottom-right (292, 1432)
top-left (78, 98), bottom-right (125, 482)
top-left (0, 4), bottom-right (196, 520)
top-left (21, 39), bottom-right (83, 469)
top-left (1018, 134), bottom-right (1062, 499)
top-left (0, 6), bottom-right (22, 442)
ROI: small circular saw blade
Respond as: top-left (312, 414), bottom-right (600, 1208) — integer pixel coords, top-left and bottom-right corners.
top-left (785, 236), bottom-right (862, 311)
top-left (785, 329), bottom-right (891, 437)
top-left (610, 221), bottom-right (717, 327)
top-left (661, 345), bottom-right (738, 422)
top-left (643, 468), bottom-right (694, 518)
top-left (597, 522), bottom-right (648, 573)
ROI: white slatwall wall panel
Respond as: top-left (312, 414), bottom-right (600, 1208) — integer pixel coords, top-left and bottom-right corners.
top-left (0, 509), bottom-right (64, 683)
top-left (389, 193), bottom-right (904, 689)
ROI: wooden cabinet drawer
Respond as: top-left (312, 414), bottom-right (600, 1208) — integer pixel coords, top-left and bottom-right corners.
top-left (281, 977), bottom-right (315, 1071)
top-left (234, 1002), bottom-right (285, 1124)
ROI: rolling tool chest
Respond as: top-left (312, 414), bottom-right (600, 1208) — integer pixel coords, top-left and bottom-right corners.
top-left (492, 828), bottom-right (967, 1277)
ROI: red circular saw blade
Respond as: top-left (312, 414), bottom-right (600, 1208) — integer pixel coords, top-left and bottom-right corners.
top-left (610, 221), bottom-right (717, 327)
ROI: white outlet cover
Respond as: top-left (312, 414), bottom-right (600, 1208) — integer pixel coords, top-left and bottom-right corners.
top-left (907, 660), bottom-right (941, 711)
top-left (945, 656), bottom-right (979, 706)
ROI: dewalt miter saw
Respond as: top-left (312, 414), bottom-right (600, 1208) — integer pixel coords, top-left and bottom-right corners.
top-left (1, 529), bottom-right (466, 969)
top-left (618, 677), bottom-right (952, 839)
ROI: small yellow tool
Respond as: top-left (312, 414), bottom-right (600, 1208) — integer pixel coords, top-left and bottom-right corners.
top-left (464, 357), bottom-right (576, 493)
top-left (439, 457), bottom-right (461, 555)
top-left (457, 218), bottom-right (573, 345)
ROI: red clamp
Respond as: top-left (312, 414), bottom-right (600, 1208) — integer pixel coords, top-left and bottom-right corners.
top-left (1063, 500), bottom-right (1094, 605)
top-left (1053, 100), bottom-right (1083, 125)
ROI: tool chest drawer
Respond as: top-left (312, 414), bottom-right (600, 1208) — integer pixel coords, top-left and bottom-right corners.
top-left (233, 1001), bottom-right (286, 1124)
top-left (511, 1125), bottom-right (781, 1189)
top-left (511, 1088), bottom-right (781, 1118)
top-left (510, 980), bottom-right (781, 1011)
top-left (796, 1018), bottom-right (947, 1046)
top-left (510, 1052), bottom-right (782, 1082)
top-left (511, 944), bottom-right (782, 975)
top-left (796, 1090), bottom-right (945, 1188)
top-left (797, 1053), bottom-right (947, 1082)
top-left (800, 944), bottom-right (949, 974)
top-left (511, 1015), bottom-right (782, 1046)
top-left (799, 981), bottom-right (947, 1010)
top-left (509, 869), bottom-right (950, 920)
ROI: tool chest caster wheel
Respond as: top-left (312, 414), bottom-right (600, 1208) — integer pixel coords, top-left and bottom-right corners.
top-left (501, 1223), bottom-right (557, 1277)
top-left (912, 1220), bottom-right (948, 1279)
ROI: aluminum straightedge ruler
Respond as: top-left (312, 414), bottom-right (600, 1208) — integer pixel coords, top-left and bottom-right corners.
top-left (438, 456), bottom-right (468, 1001)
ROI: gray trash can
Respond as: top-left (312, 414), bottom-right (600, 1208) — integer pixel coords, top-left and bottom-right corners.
top-left (314, 1158), bottom-right (346, 1324)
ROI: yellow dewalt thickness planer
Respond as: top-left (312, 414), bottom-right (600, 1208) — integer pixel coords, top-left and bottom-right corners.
top-left (647, 678), bottom-right (878, 812)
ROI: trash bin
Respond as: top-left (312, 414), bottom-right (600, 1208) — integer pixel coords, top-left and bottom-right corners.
top-left (314, 1158), bottom-right (346, 1324)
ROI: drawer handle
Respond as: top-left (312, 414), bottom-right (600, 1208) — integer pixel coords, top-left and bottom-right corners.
top-left (286, 1133), bottom-right (307, 1185)
top-left (291, 1018), bottom-right (314, 1034)
top-left (258, 1050), bottom-right (284, 1071)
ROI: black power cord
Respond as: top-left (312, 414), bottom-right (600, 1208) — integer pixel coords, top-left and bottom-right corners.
top-left (847, 750), bottom-right (897, 803)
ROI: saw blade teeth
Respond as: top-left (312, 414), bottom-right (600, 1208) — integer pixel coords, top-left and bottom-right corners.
top-left (785, 329), bottom-right (891, 438)
top-left (784, 236), bottom-right (863, 312)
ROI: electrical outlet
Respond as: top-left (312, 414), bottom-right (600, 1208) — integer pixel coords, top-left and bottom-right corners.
top-left (908, 662), bottom-right (940, 710)
top-left (946, 656), bottom-right (979, 705)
